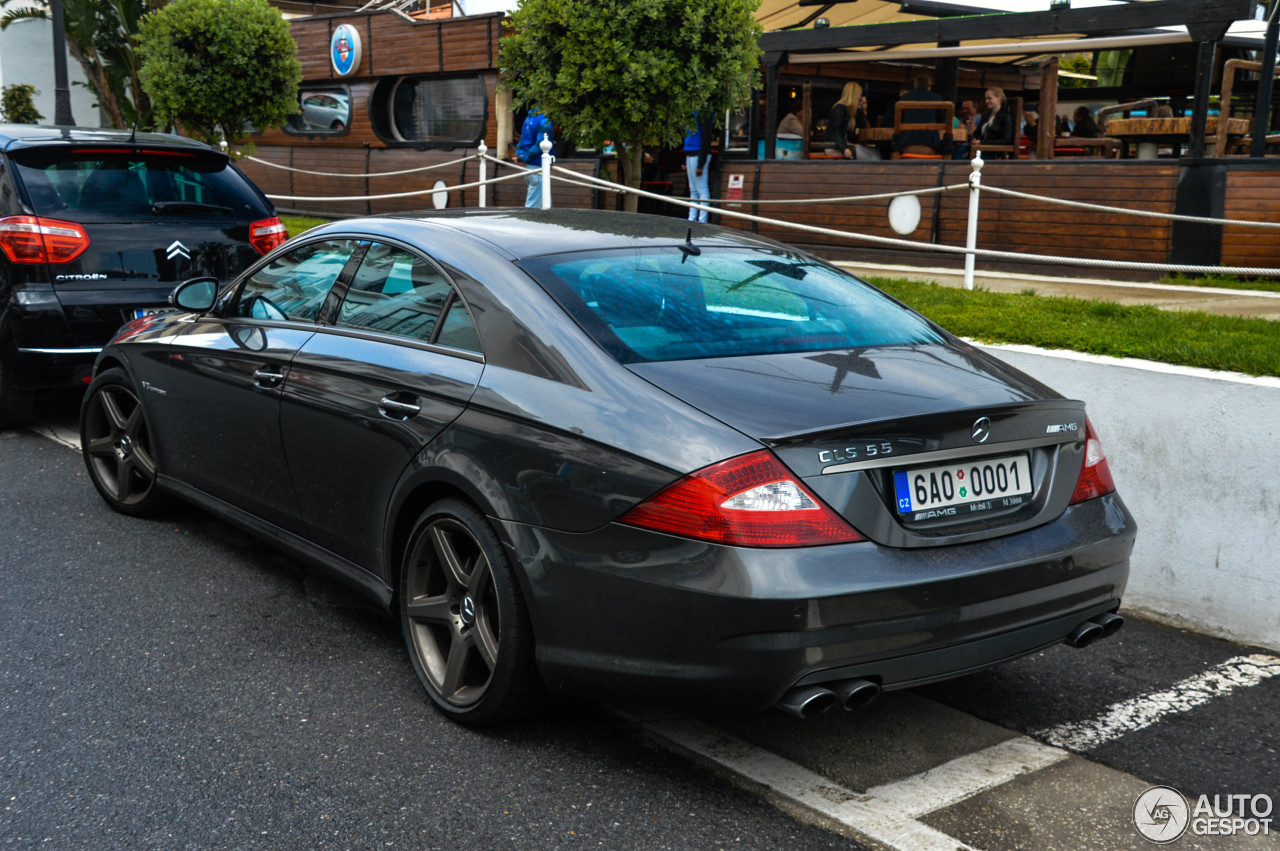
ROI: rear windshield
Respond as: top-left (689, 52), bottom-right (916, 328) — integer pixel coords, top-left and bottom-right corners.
top-left (520, 246), bottom-right (944, 363)
top-left (9, 148), bottom-right (269, 221)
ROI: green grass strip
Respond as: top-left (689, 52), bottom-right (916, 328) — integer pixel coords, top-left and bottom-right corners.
top-left (1160, 273), bottom-right (1280, 294)
top-left (869, 277), bottom-right (1280, 378)
top-left (280, 214), bottom-right (331, 238)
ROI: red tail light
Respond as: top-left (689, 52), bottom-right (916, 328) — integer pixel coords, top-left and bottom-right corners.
top-left (619, 450), bottom-right (865, 547)
top-left (1070, 417), bottom-right (1117, 504)
top-left (0, 215), bottom-right (90, 264)
top-left (249, 216), bottom-right (288, 255)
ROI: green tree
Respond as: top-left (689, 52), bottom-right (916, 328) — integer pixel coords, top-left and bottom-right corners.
top-left (1, 84), bottom-right (45, 124)
top-left (0, 0), bottom-right (157, 129)
top-left (136, 0), bottom-right (300, 152)
top-left (1057, 53), bottom-right (1092, 90)
top-left (501, 0), bottom-right (762, 212)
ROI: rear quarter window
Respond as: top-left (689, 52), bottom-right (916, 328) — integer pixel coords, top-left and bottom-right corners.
top-left (520, 246), bottom-right (944, 363)
top-left (9, 148), bottom-right (268, 221)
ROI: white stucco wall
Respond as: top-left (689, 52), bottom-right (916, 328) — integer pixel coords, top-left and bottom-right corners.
top-left (976, 343), bottom-right (1280, 652)
top-left (0, 13), bottom-right (99, 126)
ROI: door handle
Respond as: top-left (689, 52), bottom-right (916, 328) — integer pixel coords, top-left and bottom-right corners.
top-left (379, 396), bottom-right (422, 420)
top-left (253, 367), bottom-right (285, 388)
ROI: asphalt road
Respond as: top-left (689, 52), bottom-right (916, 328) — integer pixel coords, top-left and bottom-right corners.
top-left (3, 393), bottom-right (1277, 850)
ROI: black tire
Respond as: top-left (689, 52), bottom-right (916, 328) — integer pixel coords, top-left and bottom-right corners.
top-left (79, 368), bottom-right (166, 517)
top-left (399, 498), bottom-right (544, 726)
top-left (0, 359), bottom-right (34, 430)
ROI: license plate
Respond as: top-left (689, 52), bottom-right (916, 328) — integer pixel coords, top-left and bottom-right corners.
top-left (131, 307), bottom-right (166, 319)
top-left (894, 453), bottom-right (1032, 515)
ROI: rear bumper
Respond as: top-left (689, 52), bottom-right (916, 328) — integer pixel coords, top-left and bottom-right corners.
top-left (10, 345), bottom-right (101, 388)
top-left (501, 492), bottom-right (1135, 711)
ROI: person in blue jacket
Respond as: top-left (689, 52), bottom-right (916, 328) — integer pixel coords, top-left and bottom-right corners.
top-left (683, 112), bottom-right (712, 223)
top-left (514, 108), bottom-right (555, 208)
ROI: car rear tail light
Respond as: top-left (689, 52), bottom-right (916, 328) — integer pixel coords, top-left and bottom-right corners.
top-left (0, 215), bottom-right (90, 264)
top-left (249, 216), bottom-right (288, 255)
top-left (619, 450), bottom-right (865, 547)
top-left (1070, 417), bottom-right (1117, 504)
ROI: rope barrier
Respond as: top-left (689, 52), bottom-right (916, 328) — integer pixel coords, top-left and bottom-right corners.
top-left (244, 152), bottom-right (478, 178)
top-left (264, 168), bottom-right (528, 202)
top-left (550, 165), bottom-right (1280, 278)
top-left (980, 184), bottom-right (1280, 229)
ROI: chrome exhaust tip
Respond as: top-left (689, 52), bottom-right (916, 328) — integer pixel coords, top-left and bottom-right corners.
top-left (833, 678), bottom-right (881, 711)
top-left (1065, 620), bottom-right (1105, 648)
top-left (776, 685), bottom-right (838, 719)
top-left (1092, 611), bottom-right (1124, 638)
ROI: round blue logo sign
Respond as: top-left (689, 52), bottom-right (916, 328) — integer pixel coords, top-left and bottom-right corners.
top-left (330, 24), bottom-right (362, 77)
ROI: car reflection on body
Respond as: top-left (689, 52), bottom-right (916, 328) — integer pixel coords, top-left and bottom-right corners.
top-left (80, 210), bottom-right (1136, 726)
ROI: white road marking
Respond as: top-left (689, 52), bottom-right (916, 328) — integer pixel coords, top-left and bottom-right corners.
top-left (27, 421), bottom-right (81, 452)
top-left (1038, 654), bottom-right (1280, 752)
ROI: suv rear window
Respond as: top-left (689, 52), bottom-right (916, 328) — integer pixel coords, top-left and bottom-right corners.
top-left (9, 148), bottom-right (268, 221)
top-left (520, 247), bottom-right (944, 363)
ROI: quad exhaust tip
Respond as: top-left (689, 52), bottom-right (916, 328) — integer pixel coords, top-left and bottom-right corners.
top-left (1065, 611), bottom-right (1125, 648)
top-left (776, 678), bottom-right (882, 719)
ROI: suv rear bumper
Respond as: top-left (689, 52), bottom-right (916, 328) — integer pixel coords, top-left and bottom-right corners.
top-left (7, 345), bottom-right (100, 388)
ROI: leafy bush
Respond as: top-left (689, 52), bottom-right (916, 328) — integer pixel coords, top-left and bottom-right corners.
top-left (1, 84), bottom-right (44, 124)
top-left (136, 0), bottom-right (300, 151)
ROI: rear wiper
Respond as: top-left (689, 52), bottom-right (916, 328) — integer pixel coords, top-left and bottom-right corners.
top-left (152, 200), bottom-right (233, 215)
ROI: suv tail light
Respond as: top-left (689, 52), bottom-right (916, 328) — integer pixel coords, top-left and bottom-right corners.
top-left (619, 450), bottom-right (865, 547)
top-left (1070, 417), bottom-right (1117, 504)
top-left (0, 215), bottom-right (91, 264)
top-left (249, 217), bottom-right (288, 255)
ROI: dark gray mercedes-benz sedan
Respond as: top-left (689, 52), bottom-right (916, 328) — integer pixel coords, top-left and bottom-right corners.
top-left (80, 209), bottom-right (1135, 725)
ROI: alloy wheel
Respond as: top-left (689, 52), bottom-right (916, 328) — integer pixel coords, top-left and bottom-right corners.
top-left (402, 517), bottom-right (501, 707)
top-left (83, 383), bottom-right (157, 507)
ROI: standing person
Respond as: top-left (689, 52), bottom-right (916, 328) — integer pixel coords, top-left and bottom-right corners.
top-left (514, 107), bottom-right (555, 208)
top-left (823, 81), bottom-right (868, 159)
top-left (896, 72), bottom-right (944, 156)
top-left (974, 87), bottom-right (1014, 157)
top-left (684, 112), bottom-right (712, 223)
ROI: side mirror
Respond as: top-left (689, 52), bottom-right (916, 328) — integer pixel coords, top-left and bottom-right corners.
top-left (170, 277), bottom-right (219, 313)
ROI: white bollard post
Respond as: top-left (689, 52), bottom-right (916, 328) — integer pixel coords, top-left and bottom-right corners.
top-left (477, 142), bottom-right (487, 208)
top-left (964, 152), bottom-right (984, 291)
top-left (540, 134), bottom-right (553, 210)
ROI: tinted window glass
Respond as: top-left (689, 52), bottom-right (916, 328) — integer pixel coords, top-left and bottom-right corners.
top-left (337, 243), bottom-right (452, 343)
top-left (387, 75), bottom-right (485, 144)
top-left (285, 88), bottom-right (351, 135)
top-left (9, 149), bottom-right (267, 221)
top-left (434, 300), bottom-right (481, 352)
top-left (234, 239), bottom-right (360, 322)
top-left (521, 247), bottom-right (944, 363)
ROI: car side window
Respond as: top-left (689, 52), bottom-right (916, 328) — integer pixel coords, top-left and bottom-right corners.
top-left (434, 299), bottom-right (481, 352)
top-left (234, 239), bottom-right (361, 322)
top-left (336, 243), bottom-right (454, 344)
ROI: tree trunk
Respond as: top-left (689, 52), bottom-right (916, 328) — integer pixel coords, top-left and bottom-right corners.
top-left (617, 142), bottom-right (643, 213)
top-left (66, 41), bottom-right (124, 128)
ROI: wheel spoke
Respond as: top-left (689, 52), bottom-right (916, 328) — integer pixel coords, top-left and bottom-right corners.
top-left (404, 593), bottom-right (453, 625)
top-left (440, 632), bottom-right (473, 696)
top-left (115, 455), bottom-right (135, 500)
top-left (85, 436), bottom-right (116, 458)
top-left (430, 525), bottom-right (470, 590)
top-left (99, 390), bottom-right (129, 432)
top-left (473, 616), bottom-right (499, 671)
top-left (466, 553), bottom-right (491, 598)
top-left (123, 403), bottom-right (145, 439)
top-left (132, 445), bottom-right (157, 480)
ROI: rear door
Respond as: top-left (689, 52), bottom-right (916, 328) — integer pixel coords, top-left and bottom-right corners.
top-left (8, 145), bottom-right (271, 348)
top-left (154, 237), bottom-right (364, 532)
top-left (280, 241), bottom-right (484, 571)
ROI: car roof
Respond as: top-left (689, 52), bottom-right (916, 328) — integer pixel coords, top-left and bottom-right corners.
top-left (319, 209), bottom-right (785, 261)
top-left (0, 124), bottom-right (222, 156)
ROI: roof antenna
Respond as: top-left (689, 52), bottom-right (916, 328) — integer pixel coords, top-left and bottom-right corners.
top-left (679, 227), bottom-right (701, 261)
top-left (127, 116), bottom-right (138, 144)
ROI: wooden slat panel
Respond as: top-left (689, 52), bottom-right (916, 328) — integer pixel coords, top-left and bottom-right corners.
top-left (1222, 171), bottom-right (1280, 268)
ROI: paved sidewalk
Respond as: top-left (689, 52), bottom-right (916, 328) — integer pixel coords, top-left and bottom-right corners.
top-left (834, 262), bottom-right (1280, 321)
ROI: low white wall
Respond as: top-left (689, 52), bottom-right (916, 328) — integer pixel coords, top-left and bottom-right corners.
top-left (976, 343), bottom-right (1280, 652)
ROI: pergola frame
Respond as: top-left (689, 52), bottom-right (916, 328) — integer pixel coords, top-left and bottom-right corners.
top-left (755, 0), bottom-right (1256, 160)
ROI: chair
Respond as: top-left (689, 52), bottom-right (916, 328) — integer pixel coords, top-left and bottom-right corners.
top-left (971, 97), bottom-right (1024, 160)
top-left (1216, 58), bottom-right (1280, 157)
top-left (891, 100), bottom-right (954, 160)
